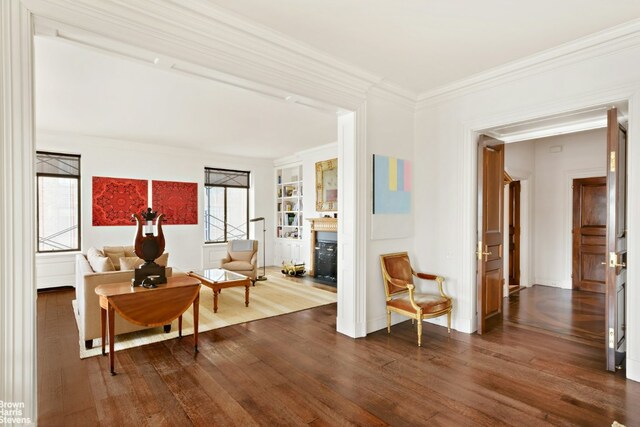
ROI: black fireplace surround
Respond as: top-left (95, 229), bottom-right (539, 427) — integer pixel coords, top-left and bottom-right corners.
top-left (314, 231), bottom-right (337, 285)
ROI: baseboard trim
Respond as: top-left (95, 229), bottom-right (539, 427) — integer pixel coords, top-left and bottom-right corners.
top-left (336, 316), bottom-right (367, 338)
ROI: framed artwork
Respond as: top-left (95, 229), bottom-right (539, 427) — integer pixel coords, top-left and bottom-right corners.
top-left (373, 155), bottom-right (412, 214)
top-left (316, 158), bottom-right (338, 211)
top-left (152, 180), bottom-right (198, 225)
top-left (92, 177), bottom-right (148, 226)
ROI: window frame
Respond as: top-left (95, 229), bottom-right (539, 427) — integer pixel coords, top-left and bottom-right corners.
top-left (36, 151), bottom-right (82, 253)
top-left (204, 167), bottom-right (250, 244)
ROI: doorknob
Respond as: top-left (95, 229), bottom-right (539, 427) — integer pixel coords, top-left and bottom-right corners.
top-left (607, 252), bottom-right (626, 268)
top-left (476, 241), bottom-right (492, 261)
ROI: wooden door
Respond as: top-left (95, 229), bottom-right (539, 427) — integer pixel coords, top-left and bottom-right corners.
top-left (508, 181), bottom-right (521, 287)
top-left (606, 107), bottom-right (627, 371)
top-left (572, 177), bottom-right (607, 293)
top-left (477, 135), bottom-right (505, 334)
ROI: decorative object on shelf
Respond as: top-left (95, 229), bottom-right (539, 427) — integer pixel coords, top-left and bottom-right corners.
top-left (92, 176), bottom-right (148, 226)
top-left (131, 207), bottom-right (167, 287)
top-left (281, 261), bottom-right (306, 277)
top-left (373, 154), bottom-right (412, 214)
top-left (249, 217), bottom-right (268, 281)
top-left (316, 158), bottom-right (337, 211)
top-left (152, 180), bottom-right (198, 225)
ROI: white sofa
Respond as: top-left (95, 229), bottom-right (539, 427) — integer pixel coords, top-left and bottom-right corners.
top-left (75, 246), bottom-right (179, 349)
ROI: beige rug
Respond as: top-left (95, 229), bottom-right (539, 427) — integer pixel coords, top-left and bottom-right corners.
top-left (73, 274), bottom-right (336, 358)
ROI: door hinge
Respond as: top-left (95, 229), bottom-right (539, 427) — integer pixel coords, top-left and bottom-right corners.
top-left (610, 151), bottom-right (616, 172)
top-left (609, 328), bottom-right (615, 349)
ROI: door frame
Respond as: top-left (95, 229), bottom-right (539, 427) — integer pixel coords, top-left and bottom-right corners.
top-left (504, 169), bottom-right (533, 290)
top-left (571, 176), bottom-right (608, 293)
top-left (462, 91), bottom-right (638, 381)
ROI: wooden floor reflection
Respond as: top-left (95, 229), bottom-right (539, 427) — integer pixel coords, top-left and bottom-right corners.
top-left (504, 285), bottom-right (605, 347)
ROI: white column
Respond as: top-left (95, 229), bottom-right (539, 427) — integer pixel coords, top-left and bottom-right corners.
top-left (336, 106), bottom-right (368, 337)
top-left (1, 0), bottom-right (37, 422)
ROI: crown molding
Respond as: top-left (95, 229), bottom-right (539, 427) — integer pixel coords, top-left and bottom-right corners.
top-left (26, 0), bottom-right (417, 111)
top-left (368, 81), bottom-right (417, 112)
top-left (416, 19), bottom-right (640, 110)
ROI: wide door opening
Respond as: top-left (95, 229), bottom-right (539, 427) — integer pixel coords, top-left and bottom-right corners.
top-left (476, 104), bottom-right (628, 372)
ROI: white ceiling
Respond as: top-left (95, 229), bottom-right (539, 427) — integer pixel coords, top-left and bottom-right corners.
top-left (35, 3), bottom-right (640, 156)
top-left (35, 36), bottom-right (337, 159)
top-left (207, 0), bottom-right (640, 93)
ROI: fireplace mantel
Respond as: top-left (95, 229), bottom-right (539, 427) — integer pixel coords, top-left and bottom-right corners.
top-left (307, 218), bottom-right (337, 277)
top-left (307, 217), bottom-right (337, 232)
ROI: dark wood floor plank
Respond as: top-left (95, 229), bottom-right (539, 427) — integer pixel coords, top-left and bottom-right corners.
top-left (37, 285), bottom-right (640, 427)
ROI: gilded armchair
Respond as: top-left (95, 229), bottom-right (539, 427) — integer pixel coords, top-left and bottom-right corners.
top-left (379, 252), bottom-right (452, 346)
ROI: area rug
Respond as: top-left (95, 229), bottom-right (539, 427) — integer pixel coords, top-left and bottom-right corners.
top-left (73, 274), bottom-right (336, 358)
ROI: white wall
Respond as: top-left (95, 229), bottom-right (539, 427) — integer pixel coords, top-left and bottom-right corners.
top-left (414, 38), bottom-right (640, 382)
top-left (36, 131), bottom-right (274, 288)
top-left (502, 130), bottom-right (606, 292)
top-left (366, 93), bottom-right (416, 333)
top-left (532, 129), bottom-right (606, 288)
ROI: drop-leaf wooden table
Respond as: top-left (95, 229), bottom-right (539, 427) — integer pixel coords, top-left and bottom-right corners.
top-left (95, 276), bottom-right (201, 375)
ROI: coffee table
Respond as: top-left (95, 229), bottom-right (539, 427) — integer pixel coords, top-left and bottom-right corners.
top-left (188, 269), bottom-right (251, 313)
top-left (95, 276), bottom-right (201, 375)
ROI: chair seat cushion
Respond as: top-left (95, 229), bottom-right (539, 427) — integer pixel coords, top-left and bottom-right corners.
top-left (387, 293), bottom-right (451, 313)
top-left (221, 260), bottom-right (254, 271)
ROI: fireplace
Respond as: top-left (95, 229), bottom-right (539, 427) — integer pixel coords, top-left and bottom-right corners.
top-left (307, 218), bottom-right (338, 286)
top-left (314, 232), bottom-right (337, 285)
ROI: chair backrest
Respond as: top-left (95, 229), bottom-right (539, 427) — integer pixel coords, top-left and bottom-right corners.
top-left (227, 240), bottom-right (258, 262)
top-left (380, 252), bottom-right (414, 298)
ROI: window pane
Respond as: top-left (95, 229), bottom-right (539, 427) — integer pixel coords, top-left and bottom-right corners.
top-left (204, 186), bottom-right (225, 242)
top-left (227, 187), bottom-right (248, 240)
top-left (36, 152), bottom-right (80, 176)
top-left (205, 168), bottom-right (249, 188)
top-left (38, 176), bottom-right (79, 251)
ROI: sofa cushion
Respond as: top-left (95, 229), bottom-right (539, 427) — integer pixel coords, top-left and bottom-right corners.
top-left (124, 245), bottom-right (136, 257)
top-left (156, 252), bottom-right (169, 267)
top-left (222, 260), bottom-right (253, 271)
top-left (87, 247), bottom-right (115, 273)
top-left (103, 246), bottom-right (126, 270)
top-left (119, 256), bottom-right (144, 271)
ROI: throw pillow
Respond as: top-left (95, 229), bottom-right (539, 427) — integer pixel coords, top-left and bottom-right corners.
top-left (103, 246), bottom-right (126, 270)
top-left (87, 247), bottom-right (115, 273)
top-left (124, 245), bottom-right (136, 257)
top-left (119, 256), bottom-right (144, 271)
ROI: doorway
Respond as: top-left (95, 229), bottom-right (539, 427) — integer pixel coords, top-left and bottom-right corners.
top-left (476, 105), bottom-right (628, 372)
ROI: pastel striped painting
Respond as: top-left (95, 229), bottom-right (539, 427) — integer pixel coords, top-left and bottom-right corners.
top-left (373, 155), bottom-right (412, 214)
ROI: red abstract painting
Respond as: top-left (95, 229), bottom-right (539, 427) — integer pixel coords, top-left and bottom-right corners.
top-left (92, 177), bottom-right (148, 226)
top-left (152, 180), bottom-right (198, 225)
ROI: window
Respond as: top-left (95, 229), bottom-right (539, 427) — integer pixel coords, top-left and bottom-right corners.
top-left (36, 152), bottom-right (81, 252)
top-left (204, 167), bottom-right (250, 243)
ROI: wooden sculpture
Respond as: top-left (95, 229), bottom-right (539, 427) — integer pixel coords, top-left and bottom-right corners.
top-left (131, 208), bottom-right (167, 287)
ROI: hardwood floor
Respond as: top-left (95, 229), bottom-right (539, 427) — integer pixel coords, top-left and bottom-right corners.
top-left (38, 285), bottom-right (639, 426)
top-left (505, 285), bottom-right (605, 346)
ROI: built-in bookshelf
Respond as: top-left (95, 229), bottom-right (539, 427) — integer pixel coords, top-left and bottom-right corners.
top-left (276, 164), bottom-right (303, 239)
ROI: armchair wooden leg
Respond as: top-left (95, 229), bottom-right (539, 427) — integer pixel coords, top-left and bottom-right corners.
top-left (386, 309), bottom-right (391, 333)
top-left (447, 311), bottom-right (452, 334)
top-left (417, 317), bottom-right (423, 347)
top-left (411, 318), bottom-right (415, 326)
